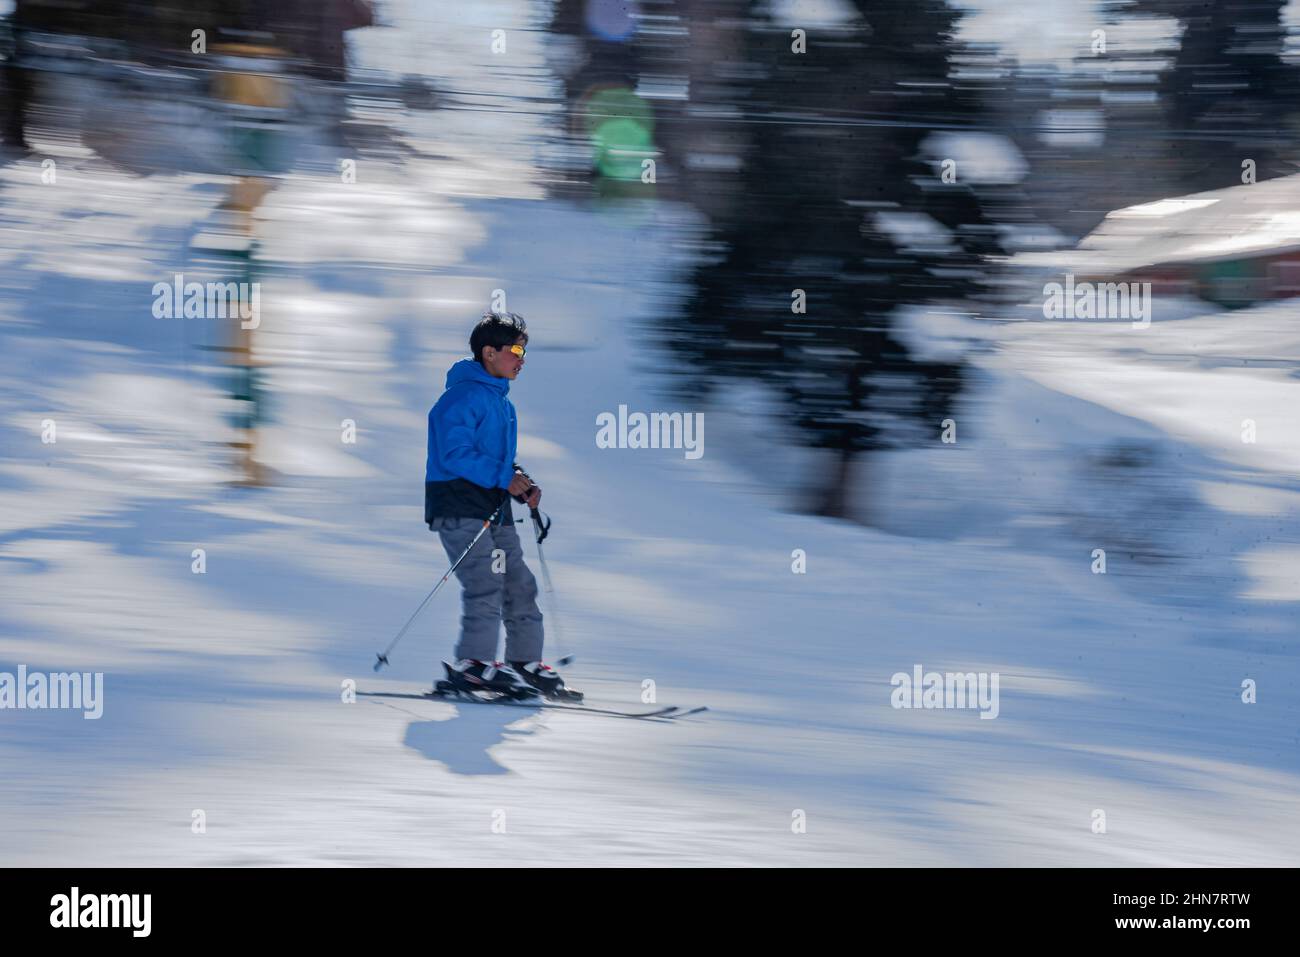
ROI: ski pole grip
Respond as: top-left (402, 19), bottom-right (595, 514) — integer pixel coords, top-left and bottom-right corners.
top-left (530, 508), bottom-right (551, 544)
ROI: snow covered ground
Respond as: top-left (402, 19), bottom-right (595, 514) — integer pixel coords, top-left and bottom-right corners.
top-left (1, 0), bottom-right (1298, 863)
top-left (1, 140), bottom-right (1298, 866)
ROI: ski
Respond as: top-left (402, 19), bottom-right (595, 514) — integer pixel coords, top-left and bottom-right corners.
top-left (424, 687), bottom-right (684, 719)
top-left (357, 689), bottom-right (703, 720)
top-left (665, 706), bottom-right (709, 718)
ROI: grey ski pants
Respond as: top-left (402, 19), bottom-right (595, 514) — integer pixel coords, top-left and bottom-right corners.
top-left (429, 517), bottom-right (544, 663)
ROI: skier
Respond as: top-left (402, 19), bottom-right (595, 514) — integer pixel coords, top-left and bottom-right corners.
top-left (424, 311), bottom-right (579, 701)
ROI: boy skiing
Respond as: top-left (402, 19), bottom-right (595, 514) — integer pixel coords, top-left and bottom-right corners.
top-left (425, 311), bottom-right (579, 701)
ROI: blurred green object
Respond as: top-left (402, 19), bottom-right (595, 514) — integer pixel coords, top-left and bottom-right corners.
top-left (1200, 258), bottom-right (1268, 308)
top-left (583, 87), bottom-right (655, 182)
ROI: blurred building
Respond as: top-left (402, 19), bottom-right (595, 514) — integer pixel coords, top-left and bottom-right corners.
top-left (1029, 173), bottom-right (1300, 307)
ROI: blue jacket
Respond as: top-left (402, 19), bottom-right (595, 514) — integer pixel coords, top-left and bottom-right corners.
top-left (425, 357), bottom-right (518, 524)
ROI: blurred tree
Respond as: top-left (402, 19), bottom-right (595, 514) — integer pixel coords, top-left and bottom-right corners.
top-left (545, 0), bottom-right (1009, 519)
top-left (656, 0), bottom-right (1003, 519)
top-left (1144, 0), bottom-right (1300, 189)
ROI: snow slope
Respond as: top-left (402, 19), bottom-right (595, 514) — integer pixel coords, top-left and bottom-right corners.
top-left (1, 144), bottom-right (1298, 865)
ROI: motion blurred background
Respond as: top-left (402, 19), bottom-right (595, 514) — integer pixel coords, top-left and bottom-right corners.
top-left (0, 0), bottom-right (1298, 866)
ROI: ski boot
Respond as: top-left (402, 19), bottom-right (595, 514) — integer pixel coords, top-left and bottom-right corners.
top-left (434, 660), bottom-right (539, 701)
top-left (509, 661), bottom-right (583, 702)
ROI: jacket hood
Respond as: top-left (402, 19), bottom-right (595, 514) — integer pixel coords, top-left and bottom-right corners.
top-left (445, 356), bottom-right (509, 396)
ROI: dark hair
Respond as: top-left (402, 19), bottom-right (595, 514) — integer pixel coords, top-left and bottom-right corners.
top-left (470, 311), bottom-right (528, 363)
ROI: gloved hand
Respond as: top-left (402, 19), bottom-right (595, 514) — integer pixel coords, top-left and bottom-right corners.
top-left (507, 469), bottom-right (533, 504)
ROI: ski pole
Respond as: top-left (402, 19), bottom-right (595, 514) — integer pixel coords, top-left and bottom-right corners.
top-left (373, 498), bottom-right (506, 672)
top-left (515, 469), bottom-right (573, 667)
top-left (529, 507), bottom-right (573, 668)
